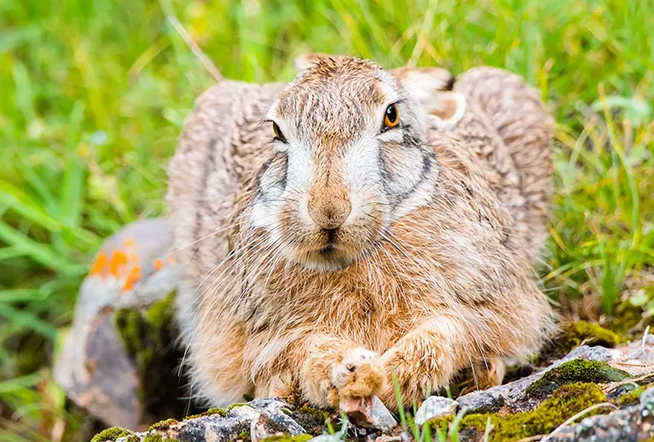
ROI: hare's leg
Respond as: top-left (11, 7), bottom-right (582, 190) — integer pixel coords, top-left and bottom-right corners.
top-left (378, 309), bottom-right (524, 408)
top-left (189, 323), bottom-right (254, 406)
top-left (256, 335), bottom-right (387, 407)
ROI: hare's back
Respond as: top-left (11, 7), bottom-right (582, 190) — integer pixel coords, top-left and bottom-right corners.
top-left (167, 80), bottom-right (283, 281)
top-left (452, 68), bottom-right (553, 263)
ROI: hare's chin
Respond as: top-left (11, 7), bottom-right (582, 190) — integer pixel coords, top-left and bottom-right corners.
top-left (294, 248), bottom-right (359, 273)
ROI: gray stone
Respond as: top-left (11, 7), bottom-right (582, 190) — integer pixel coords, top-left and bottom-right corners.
top-left (55, 219), bottom-right (182, 430)
top-left (249, 400), bottom-right (306, 442)
top-left (458, 338), bottom-right (654, 414)
top-left (340, 396), bottom-right (397, 432)
top-left (414, 396), bottom-right (458, 425)
top-left (544, 401), bottom-right (654, 442)
top-left (641, 386), bottom-right (654, 409)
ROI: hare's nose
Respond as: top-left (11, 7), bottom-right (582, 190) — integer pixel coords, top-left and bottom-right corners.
top-left (307, 194), bottom-right (352, 230)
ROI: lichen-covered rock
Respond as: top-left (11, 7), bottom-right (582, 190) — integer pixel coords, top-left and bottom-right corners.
top-left (525, 359), bottom-right (630, 398)
top-left (457, 338), bottom-right (653, 413)
top-left (91, 329), bottom-right (654, 442)
top-left (54, 219), bottom-right (187, 430)
top-left (544, 385), bottom-right (654, 441)
top-left (94, 399), bottom-right (315, 442)
top-left (442, 382), bottom-right (609, 442)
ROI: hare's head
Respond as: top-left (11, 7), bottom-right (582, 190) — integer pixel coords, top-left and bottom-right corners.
top-left (249, 54), bottom-right (465, 272)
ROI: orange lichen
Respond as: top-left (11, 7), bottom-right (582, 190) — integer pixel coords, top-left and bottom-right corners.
top-left (90, 250), bottom-right (109, 277)
top-left (153, 258), bottom-right (164, 271)
top-left (87, 237), bottom-right (144, 292)
top-left (109, 250), bottom-right (128, 277)
top-left (123, 265), bottom-right (142, 292)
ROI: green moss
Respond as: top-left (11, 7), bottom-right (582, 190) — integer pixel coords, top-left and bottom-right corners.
top-left (288, 406), bottom-right (330, 435)
top-left (145, 291), bottom-right (176, 330)
top-left (91, 427), bottom-right (135, 442)
top-left (184, 407), bottom-right (229, 420)
top-left (526, 359), bottom-right (630, 398)
top-left (427, 415), bottom-right (453, 433)
top-left (236, 430), bottom-right (251, 441)
top-left (294, 406), bottom-right (329, 422)
top-left (539, 321), bottom-right (623, 362)
top-left (142, 434), bottom-right (182, 442)
top-left (184, 402), bottom-right (249, 421)
top-left (144, 434), bottom-right (183, 442)
top-left (114, 292), bottom-right (190, 421)
top-left (454, 383), bottom-right (607, 442)
top-left (611, 301), bottom-right (654, 338)
top-left (260, 434), bottom-right (312, 442)
top-left (563, 321), bottom-right (621, 347)
top-left (148, 418), bottom-right (179, 432)
top-left (616, 384), bottom-right (651, 406)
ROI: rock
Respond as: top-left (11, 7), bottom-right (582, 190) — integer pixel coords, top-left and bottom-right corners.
top-left (340, 396), bottom-right (397, 432)
top-left (543, 386), bottom-right (654, 441)
top-left (55, 219), bottom-right (186, 430)
top-left (414, 396), bottom-right (458, 425)
top-left (249, 400), bottom-right (307, 442)
top-left (458, 338), bottom-right (654, 413)
top-left (93, 399), bottom-right (314, 442)
top-left (179, 406), bottom-right (260, 442)
top-left (642, 386), bottom-right (654, 409)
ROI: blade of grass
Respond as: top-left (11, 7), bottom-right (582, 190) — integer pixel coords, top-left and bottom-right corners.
top-left (0, 303), bottom-right (59, 338)
top-left (0, 220), bottom-right (84, 276)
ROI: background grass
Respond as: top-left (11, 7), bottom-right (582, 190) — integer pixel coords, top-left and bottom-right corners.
top-left (1, 0), bottom-right (653, 440)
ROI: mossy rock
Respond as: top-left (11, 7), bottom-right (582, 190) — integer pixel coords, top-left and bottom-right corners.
top-left (91, 427), bottom-right (137, 442)
top-left (114, 291), bottom-right (200, 422)
top-left (526, 359), bottom-right (630, 398)
top-left (143, 434), bottom-right (183, 442)
top-left (616, 383), bottom-right (653, 406)
top-left (287, 406), bottom-right (330, 435)
top-left (446, 382), bottom-right (608, 442)
top-left (148, 418), bottom-right (179, 432)
top-left (563, 321), bottom-right (621, 347)
top-left (183, 407), bottom-right (229, 420)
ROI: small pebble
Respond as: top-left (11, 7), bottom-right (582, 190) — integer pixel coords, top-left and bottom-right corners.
top-left (414, 396), bottom-right (458, 426)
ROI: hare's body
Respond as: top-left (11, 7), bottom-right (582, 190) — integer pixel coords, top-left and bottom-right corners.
top-left (168, 56), bottom-right (554, 408)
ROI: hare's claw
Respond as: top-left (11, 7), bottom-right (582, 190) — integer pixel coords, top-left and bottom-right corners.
top-left (331, 348), bottom-right (386, 401)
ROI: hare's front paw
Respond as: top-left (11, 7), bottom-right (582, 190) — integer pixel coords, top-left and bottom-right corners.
top-left (331, 348), bottom-right (386, 401)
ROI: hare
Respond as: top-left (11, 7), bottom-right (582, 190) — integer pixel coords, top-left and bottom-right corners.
top-left (167, 54), bottom-right (555, 409)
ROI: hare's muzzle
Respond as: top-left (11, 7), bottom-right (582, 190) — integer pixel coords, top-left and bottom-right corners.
top-left (307, 174), bottom-right (351, 230)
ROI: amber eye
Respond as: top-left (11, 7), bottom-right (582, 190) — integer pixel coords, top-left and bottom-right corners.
top-left (272, 122), bottom-right (287, 143)
top-left (383, 103), bottom-right (400, 128)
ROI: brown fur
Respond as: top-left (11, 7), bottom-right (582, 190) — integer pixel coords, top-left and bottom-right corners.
top-left (167, 55), bottom-right (555, 409)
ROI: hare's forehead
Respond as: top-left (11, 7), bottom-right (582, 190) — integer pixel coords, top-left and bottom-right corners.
top-left (271, 74), bottom-right (399, 127)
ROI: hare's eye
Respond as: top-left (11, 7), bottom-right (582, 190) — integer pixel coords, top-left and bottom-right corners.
top-left (272, 122), bottom-right (287, 143)
top-left (383, 104), bottom-right (400, 129)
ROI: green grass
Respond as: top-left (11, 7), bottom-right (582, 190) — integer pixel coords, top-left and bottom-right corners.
top-left (1, 0), bottom-right (653, 440)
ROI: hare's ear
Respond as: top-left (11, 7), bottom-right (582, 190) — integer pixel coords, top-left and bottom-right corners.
top-left (294, 53), bottom-right (342, 75)
top-left (391, 67), bottom-right (466, 129)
